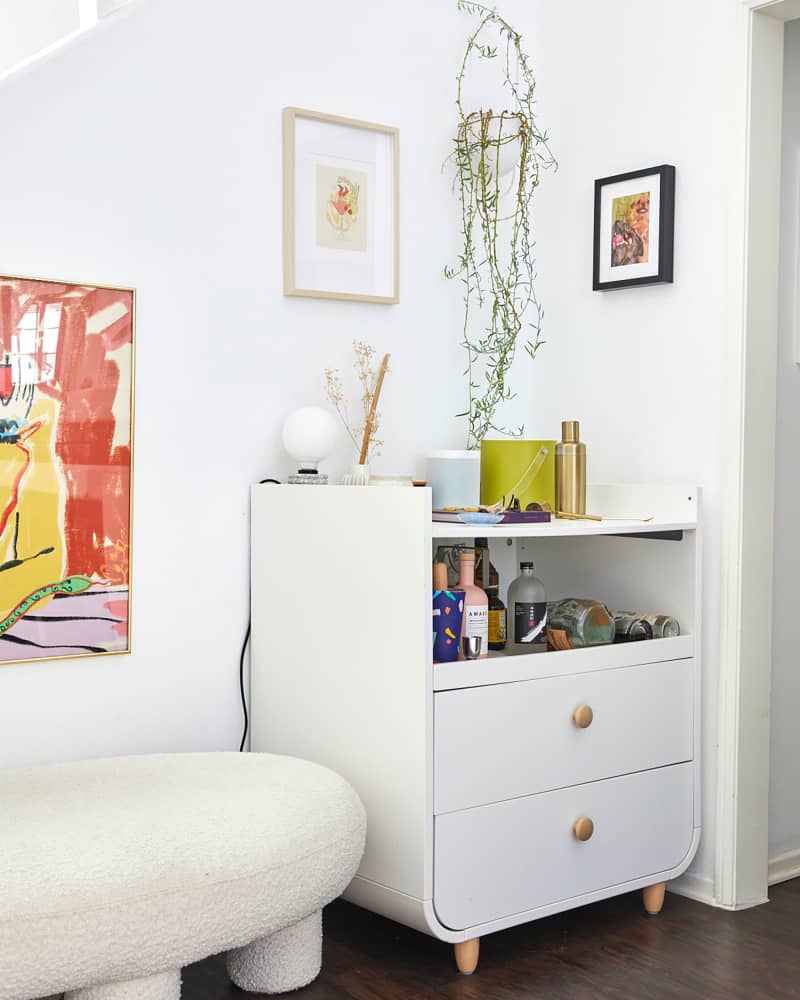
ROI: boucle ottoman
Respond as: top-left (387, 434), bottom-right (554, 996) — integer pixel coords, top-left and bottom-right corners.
top-left (0, 752), bottom-right (365, 1000)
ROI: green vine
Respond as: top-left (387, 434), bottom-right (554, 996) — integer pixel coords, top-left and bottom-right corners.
top-left (445, 1), bottom-right (556, 450)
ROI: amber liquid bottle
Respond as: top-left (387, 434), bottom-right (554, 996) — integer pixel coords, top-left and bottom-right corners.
top-left (474, 536), bottom-right (499, 589)
top-left (486, 586), bottom-right (507, 651)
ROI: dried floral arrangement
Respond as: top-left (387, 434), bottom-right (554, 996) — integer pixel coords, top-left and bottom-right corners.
top-left (445, 1), bottom-right (557, 449)
top-left (325, 341), bottom-right (390, 465)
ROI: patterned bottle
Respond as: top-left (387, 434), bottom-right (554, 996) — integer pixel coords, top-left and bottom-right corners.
top-left (457, 549), bottom-right (488, 660)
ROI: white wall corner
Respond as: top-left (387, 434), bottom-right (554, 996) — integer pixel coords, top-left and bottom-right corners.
top-left (745, 0), bottom-right (800, 19)
top-left (671, 871), bottom-right (769, 911)
top-left (768, 849), bottom-right (800, 886)
top-left (669, 872), bottom-right (716, 907)
top-left (97, 0), bottom-right (131, 16)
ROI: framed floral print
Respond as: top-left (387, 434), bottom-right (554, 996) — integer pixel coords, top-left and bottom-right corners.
top-left (283, 108), bottom-right (399, 303)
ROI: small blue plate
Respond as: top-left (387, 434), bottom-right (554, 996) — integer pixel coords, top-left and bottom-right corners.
top-left (457, 511), bottom-right (504, 525)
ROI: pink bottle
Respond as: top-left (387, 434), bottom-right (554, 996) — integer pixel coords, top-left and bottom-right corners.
top-left (457, 549), bottom-right (489, 660)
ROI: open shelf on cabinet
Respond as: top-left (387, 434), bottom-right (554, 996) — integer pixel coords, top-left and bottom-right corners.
top-left (433, 634), bottom-right (695, 691)
top-left (432, 484), bottom-right (699, 541)
top-left (431, 517), bottom-right (695, 540)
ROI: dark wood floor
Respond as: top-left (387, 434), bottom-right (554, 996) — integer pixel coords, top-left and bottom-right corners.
top-left (182, 878), bottom-right (800, 999)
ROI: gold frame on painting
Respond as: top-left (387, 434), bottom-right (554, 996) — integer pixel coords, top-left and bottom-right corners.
top-left (0, 273), bottom-right (136, 667)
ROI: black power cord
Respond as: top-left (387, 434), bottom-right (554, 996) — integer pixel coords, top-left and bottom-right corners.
top-left (239, 478), bottom-right (281, 752)
top-left (238, 622), bottom-right (251, 752)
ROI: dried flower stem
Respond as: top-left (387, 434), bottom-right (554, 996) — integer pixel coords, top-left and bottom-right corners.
top-left (324, 341), bottom-right (390, 463)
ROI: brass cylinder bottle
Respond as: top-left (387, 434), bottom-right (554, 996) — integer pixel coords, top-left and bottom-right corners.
top-left (555, 420), bottom-right (586, 515)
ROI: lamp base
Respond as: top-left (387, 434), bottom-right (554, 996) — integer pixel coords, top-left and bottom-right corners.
top-left (288, 472), bottom-right (329, 485)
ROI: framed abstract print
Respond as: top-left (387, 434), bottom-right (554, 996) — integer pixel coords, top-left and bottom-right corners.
top-left (593, 165), bottom-right (675, 290)
top-left (283, 107), bottom-right (399, 303)
top-left (0, 275), bottom-right (135, 665)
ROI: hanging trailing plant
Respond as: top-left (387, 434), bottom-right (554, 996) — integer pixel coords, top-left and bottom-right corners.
top-left (445, 1), bottom-right (556, 450)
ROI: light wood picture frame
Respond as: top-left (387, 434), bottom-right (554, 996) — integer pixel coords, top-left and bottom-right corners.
top-left (283, 107), bottom-right (399, 304)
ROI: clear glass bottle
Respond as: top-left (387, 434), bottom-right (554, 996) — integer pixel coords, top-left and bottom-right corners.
top-left (433, 544), bottom-right (463, 589)
top-left (507, 561), bottom-right (547, 654)
top-left (547, 598), bottom-right (615, 647)
top-left (612, 611), bottom-right (680, 641)
top-left (457, 549), bottom-right (488, 660)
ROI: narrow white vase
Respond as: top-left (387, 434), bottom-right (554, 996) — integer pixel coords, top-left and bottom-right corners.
top-left (341, 463), bottom-right (370, 486)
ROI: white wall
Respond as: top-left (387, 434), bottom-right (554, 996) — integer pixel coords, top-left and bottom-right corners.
top-left (0, 0), bottom-right (736, 893)
top-left (0, 0), bottom-right (80, 75)
top-left (769, 18), bottom-right (800, 868)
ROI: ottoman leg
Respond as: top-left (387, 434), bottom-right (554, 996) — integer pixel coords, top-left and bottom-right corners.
top-left (65, 968), bottom-right (181, 1000)
top-left (227, 909), bottom-right (322, 994)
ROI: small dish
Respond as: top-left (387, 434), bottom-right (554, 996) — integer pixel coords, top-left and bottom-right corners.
top-left (457, 511), bottom-right (504, 525)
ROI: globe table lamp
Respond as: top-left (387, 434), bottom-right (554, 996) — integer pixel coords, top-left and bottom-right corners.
top-left (281, 406), bottom-right (339, 485)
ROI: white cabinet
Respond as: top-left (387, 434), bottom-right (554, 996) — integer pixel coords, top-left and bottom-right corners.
top-left (434, 658), bottom-right (694, 813)
top-left (250, 484), bottom-right (701, 971)
top-left (434, 763), bottom-right (695, 930)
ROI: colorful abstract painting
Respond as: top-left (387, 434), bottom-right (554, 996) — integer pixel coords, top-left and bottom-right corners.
top-left (610, 190), bottom-right (650, 267)
top-left (593, 165), bottom-right (674, 291)
top-left (0, 276), bottom-right (134, 665)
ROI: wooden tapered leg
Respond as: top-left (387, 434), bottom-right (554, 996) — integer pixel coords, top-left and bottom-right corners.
top-left (454, 937), bottom-right (480, 975)
top-left (642, 882), bottom-right (666, 915)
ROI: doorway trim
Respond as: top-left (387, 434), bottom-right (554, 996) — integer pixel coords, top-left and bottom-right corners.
top-left (717, 0), bottom-right (797, 910)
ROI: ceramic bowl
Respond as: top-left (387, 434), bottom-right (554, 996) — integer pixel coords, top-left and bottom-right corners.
top-left (457, 511), bottom-right (504, 526)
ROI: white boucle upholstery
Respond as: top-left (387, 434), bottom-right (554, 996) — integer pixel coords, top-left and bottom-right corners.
top-left (65, 970), bottom-right (181, 1000)
top-left (227, 910), bottom-right (322, 993)
top-left (0, 752), bottom-right (365, 1000)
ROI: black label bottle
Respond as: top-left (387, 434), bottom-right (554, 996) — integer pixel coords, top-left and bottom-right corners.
top-left (507, 561), bottom-right (547, 653)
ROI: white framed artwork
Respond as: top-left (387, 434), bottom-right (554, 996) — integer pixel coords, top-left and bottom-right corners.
top-left (283, 108), bottom-right (399, 304)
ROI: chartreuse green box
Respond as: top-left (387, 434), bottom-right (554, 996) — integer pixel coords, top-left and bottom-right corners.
top-left (480, 440), bottom-right (557, 510)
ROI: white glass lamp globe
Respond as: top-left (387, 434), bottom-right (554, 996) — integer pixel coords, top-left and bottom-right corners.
top-left (281, 406), bottom-right (339, 474)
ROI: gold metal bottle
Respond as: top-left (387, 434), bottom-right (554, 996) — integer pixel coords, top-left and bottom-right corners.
top-left (555, 420), bottom-right (586, 515)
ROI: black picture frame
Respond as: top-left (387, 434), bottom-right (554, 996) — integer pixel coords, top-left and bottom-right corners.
top-left (592, 164), bottom-right (675, 291)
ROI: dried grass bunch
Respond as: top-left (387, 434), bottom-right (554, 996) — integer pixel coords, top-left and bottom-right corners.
top-left (324, 341), bottom-right (390, 464)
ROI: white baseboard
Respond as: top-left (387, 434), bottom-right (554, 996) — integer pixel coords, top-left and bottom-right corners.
top-left (667, 864), bottom-right (795, 907)
top-left (668, 871), bottom-right (716, 906)
top-left (769, 848), bottom-right (800, 886)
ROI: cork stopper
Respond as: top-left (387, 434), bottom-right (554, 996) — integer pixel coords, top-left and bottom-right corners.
top-left (433, 563), bottom-right (449, 591)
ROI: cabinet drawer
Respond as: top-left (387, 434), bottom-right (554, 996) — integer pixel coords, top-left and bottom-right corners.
top-left (435, 658), bottom-right (692, 814)
top-left (434, 762), bottom-right (694, 931)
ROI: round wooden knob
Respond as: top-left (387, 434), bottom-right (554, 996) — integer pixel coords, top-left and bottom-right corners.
top-left (572, 816), bottom-right (594, 842)
top-left (572, 704), bottom-right (594, 729)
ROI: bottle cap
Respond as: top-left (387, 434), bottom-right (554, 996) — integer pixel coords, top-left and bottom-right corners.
top-left (520, 561), bottom-right (534, 569)
top-left (562, 420), bottom-right (580, 443)
top-left (459, 548), bottom-right (475, 561)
